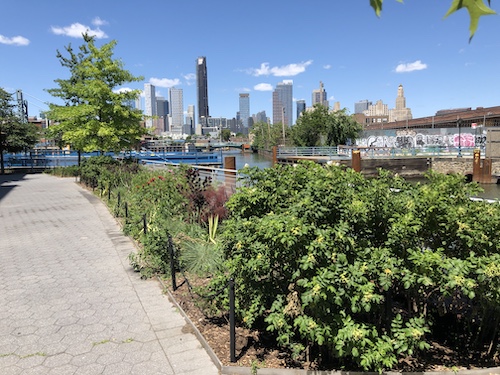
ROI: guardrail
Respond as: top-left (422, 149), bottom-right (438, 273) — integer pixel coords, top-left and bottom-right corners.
top-left (277, 146), bottom-right (484, 159)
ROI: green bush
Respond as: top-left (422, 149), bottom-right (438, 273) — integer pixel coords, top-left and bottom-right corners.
top-left (209, 161), bottom-right (500, 372)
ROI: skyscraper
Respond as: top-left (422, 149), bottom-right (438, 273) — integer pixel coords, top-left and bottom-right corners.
top-left (389, 84), bottom-right (412, 122)
top-left (312, 81), bottom-right (328, 108)
top-left (196, 56), bottom-right (209, 124)
top-left (155, 97), bottom-right (169, 133)
top-left (272, 81), bottom-right (293, 127)
top-left (169, 87), bottom-right (184, 134)
top-left (144, 83), bottom-right (156, 128)
top-left (355, 100), bottom-right (372, 114)
top-left (239, 93), bottom-right (250, 128)
top-left (296, 99), bottom-right (306, 119)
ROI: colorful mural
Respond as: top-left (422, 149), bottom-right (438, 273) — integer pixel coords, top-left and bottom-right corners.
top-left (357, 129), bottom-right (487, 150)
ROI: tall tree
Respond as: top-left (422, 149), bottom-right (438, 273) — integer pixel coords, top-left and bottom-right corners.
top-left (46, 34), bottom-right (146, 155)
top-left (0, 88), bottom-right (39, 174)
top-left (251, 121), bottom-right (287, 150)
top-left (290, 104), bottom-right (362, 147)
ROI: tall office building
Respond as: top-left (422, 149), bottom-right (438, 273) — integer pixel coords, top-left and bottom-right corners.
top-left (169, 87), bottom-right (184, 134)
top-left (312, 81), bottom-right (329, 108)
top-left (185, 104), bottom-right (195, 134)
top-left (355, 99), bottom-right (372, 114)
top-left (389, 84), bottom-right (413, 122)
top-left (253, 110), bottom-right (268, 124)
top-left (155, 97), bottom-right (169, 133)
top-left (272, 81), bottom-right (293, 127)
top-left (296, 99), bottom-right (306, 119)
top-left (144, 83), bottom-right (156, 128)
top-left (196, 56), bottom-right (209, 124)
top-left (239, 93), bottom-right (250, 128)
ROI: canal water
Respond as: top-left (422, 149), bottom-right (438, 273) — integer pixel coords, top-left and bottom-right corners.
top-left (228, 151), bottom-right (500, 200)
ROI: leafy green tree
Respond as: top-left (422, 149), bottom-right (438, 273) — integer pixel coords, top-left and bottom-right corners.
top-left (0, 88), bottom-right (39, 174)
top-left (251, 121), bottom-right (287, 150)
top-left (291, 105), bottom-right (362, 147)
top-left (210, 162), bottom-right (500, 371)
top-left (221, 129), bottom-right (231, 142)
top-left (372, 0), bottom-right (496, 40)
top-left (46, 34), bottom-right (146, 154)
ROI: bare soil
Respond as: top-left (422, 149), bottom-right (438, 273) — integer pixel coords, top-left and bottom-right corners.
top-left (166, 274), bottom-right (499, 372)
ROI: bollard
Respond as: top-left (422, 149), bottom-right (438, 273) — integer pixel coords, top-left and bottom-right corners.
top-left (108, 184), bottom-right (111, 200)
top-left (124, 202), bottom-right (128, 218)
top-left (229, 278), bottom-right (236, 363)
top-left (168, 235), bottom-right (177, 291)
top-left (143, 214), bottom-right (147, 234)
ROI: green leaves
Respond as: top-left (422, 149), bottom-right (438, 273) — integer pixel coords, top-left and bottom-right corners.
top-left (212, 160), bottom-right (500, 371)
top-left (46, 35), bottom-right (146, 153)
top-left (370, 0), bottom-right (496, 40)
top-left (444, 0), bottom-right (496, 41)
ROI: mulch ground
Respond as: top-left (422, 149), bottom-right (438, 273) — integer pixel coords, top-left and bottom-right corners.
top-left (166, 273), bottom-right (499, 372)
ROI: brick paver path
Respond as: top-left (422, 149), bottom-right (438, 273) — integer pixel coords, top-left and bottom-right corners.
top-left (0, 173), bottom-right (219, 375)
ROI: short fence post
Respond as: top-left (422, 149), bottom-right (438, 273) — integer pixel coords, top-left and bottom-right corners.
top-left (108, 184), bottom-right (111, 200)
top-left (124, 202), bottom-right (128, 218)
top-left (143, 214), bottom-right (147, 235)
top-left (229, 278), bottom-right (236, 363)
top-left (168, 235), bottom-right (177, 291)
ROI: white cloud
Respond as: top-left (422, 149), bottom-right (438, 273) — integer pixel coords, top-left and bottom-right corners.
top-left (113, 87), bottom-right (132, 93)
top-left (323, 64), bottom-right (332, 70)
top-left (395, 60), bottom-right (428, 73)
top-left (249, 60), bottom-right (313, 77)
top-left (254, 83), bottom-right (273, 91)
top-left (149, 77), bottom-right (181, 88)
top-left (183, 73), bottom-right (196, 85)
top-left (0, 35), bottom-right (30, 46)
top-left (328, 96), bottom-right (335, 101)
top-left (239, 87), bottom-right (251, 92)
top-left (51, 23), bottom-right (108, 39)
top-left (92, 17), bottom-right (108, 26)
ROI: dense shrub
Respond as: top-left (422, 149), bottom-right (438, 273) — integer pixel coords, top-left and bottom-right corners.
top-left (209, 161), bottom-right (500, 372)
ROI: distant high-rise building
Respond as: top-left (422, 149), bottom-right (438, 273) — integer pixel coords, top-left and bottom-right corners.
top-left (196, 56), bottom-right (209, 124)
top-left (355, 100), bottom-right (372, 114)
top-left (169, 87), bottom-right (184, 134)
top-left (253, 110), bottom-right (268, 124)
top-left (296, 99), bottom-right (306, 119)
top-left (272, 81), bottom-right (293, 126)
top-left (144, 83), bottom-right (156, 128)
top-left (185, 104), bottom-right (195, 134)
top-left (239, 93), bottom-right (250, 128)
top-left (312, 81), bottom-right (329, 108)
top-left (155, 97), bottom-right (169, 133)
top-left (389, 84), bottom-right (412, 122)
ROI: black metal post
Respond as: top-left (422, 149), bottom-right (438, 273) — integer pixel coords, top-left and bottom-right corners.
top-left (229, 278), bottom-right (236, 363)
top-left (143, 214), bottom-right (147, 234)
top-left (117, 192), bottom-right (121, 208)
top-left (457, 118), bottom-right (463, 157)
top-left (168, 235), bottom-right (177, 291)
top-left (108, 184), bottom-right (111, 200)
top-left (124, 202), bottom-right (128, 218)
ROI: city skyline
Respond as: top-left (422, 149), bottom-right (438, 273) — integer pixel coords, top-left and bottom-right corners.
top-left (1, 1), bottom-right (499, 125)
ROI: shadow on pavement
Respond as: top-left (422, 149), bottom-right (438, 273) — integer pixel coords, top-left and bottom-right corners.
top-left (0, 173), bottom-right (27, 203)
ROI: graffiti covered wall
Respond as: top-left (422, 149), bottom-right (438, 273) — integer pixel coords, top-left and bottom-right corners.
top-left (356, 128), bottom-right (487, 150)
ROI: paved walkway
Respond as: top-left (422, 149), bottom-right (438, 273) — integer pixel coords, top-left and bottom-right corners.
top-left (0, 173), bottom-right (220, 375)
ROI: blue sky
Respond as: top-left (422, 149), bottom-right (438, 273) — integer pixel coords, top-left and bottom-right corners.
top-left (1, 0), bottom-right (499, 123)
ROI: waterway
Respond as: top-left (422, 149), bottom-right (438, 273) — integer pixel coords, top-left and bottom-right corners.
top-left (228, 150), bottom-right (500, 200)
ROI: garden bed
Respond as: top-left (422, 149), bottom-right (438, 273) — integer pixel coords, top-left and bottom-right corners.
top-left (166, 273), bottom-right (499, 373)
